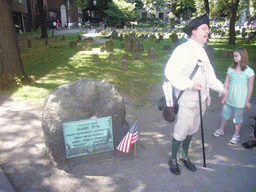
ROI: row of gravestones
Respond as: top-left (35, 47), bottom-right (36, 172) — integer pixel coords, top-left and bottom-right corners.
top-left (92, 46), bottom-right (157, 63)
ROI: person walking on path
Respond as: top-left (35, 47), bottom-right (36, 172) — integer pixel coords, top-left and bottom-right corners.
top-left (213, 47), bottom-right (255, 144)
top-left (165, 14), bottom-right (226, 175)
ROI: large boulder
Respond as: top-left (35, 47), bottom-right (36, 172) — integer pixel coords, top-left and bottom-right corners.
top-left (42, 78), bottom-right (130, 165)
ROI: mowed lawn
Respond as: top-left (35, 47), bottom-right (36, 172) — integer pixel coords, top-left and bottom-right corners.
top-left (8, 30), bottom-right (256, 104)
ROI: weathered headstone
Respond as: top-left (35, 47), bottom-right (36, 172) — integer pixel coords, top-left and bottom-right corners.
top-left (45, 38), bottom-right (48, 45)
top-left (121, 59), bottom-right (127, 71)
top-left (106, 40), bottom-right (114, 52)
top-left (125, 33), bottom-right (143, 52)
top-left (108, 54), bottom-right (115, 61)
top-left (100, 43), bottom-right (106, 52)
top-left (42, 78), bottom-right (130, 165)
top-left (52, 30), bottom-right (54, 37)
top-left (93, 54), bottom-right (101, 62)
top-left (163, 45), bottom-right (172, 51)
top-left (28, 39), bottom-right (32, 48)
top-left (155, 39), bottom-right (161, 43)
top-left (84, 41), bottom-right (92, 51)
top-left (171, 33), bottom-right (179, 43)
top-left (122, 54), bottom-right (131, 60)
top-left (148, 47), bottom-right (156, 59)
top-left (61, 35), bottom-right (65, 41)
top-left (111, 30), bottom-right (119, 40)
top-left (70, 41), bottom-right (77, 48)
top-left (134, 54), bottom-right (142, 60)
top-left (241, 28), bottom-right (246, 38)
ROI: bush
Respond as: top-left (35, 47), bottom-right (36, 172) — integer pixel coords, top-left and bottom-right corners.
top-left (0, 74), bottom-right (34, 90)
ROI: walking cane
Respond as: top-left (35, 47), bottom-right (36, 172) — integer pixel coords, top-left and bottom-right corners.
top-left (198, 90), bottom-right (206, 167)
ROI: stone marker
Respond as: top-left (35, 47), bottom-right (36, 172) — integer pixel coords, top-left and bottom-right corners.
top-left (28, 39), bottom-right (31, 48)
top-left (92, 54), bottom-right (101, 62)
top-left (61, 35), bottom-right (65, 40)
top-left (148, 47), bottom-right (156, 59)
top-left (134, 54), bottom-right (142, 60)
top-left (42, 78), bottom-right (130, 165)
top-left (108, 54), bottom-right (115, 61)
top-left (163, 45), bottom-right (171, 51)
top-left (111, 30), bottom-right (119, 40)
top-left (121, 59), bottom-right (127, 71)
top-left (106, 40), bottom-right (114, 52)
top-left (70, 41), bottom-right (77, 48)
top-left (122, 54), bottom-right (131, 60)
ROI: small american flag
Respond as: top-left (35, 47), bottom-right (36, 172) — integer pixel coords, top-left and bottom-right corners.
top-left (117, 121), bottom-right (138, 153)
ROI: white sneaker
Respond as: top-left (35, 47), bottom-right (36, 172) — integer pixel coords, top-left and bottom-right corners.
top-left (213, 129), bottom-right (224, 137)
top-left (230, 134), bottom-right (240, 144)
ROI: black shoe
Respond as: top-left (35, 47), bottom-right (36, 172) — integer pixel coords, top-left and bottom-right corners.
top-left (242, 139), bottom-right (256, 148)
top-left (168, 158), bottom-right (180, 175)
top-left (179, 157), bottom-right (196, 172)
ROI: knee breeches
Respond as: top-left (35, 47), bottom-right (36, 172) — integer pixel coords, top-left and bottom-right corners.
top-left (173, 100), bottom-right (207, 141)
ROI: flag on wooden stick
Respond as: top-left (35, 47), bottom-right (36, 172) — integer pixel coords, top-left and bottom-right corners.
top-left (117, 121), bottom-right (138, 153)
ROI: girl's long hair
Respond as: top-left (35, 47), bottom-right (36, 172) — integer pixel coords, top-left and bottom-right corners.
top-left (231, 46), bottom-right (249, 71)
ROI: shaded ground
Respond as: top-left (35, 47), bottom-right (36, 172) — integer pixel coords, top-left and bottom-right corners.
top-left (0, 89), bottom-right (256, 192)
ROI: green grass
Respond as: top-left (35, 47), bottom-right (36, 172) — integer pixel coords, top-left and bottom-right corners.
top-left (6, 32), bottom-right (256, 104)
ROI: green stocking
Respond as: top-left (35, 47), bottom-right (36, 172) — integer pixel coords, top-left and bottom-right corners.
top-left (171, 137), bottom-right (182, 160)
top-left (181, 135), bottom-right (193, 158)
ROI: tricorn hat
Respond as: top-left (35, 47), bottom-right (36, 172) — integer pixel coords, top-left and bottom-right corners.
top-left (183, 14), bottom-right (209, 36)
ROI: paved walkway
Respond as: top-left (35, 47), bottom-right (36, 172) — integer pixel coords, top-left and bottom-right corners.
top-left (0, 90), bottom-right (256, 191)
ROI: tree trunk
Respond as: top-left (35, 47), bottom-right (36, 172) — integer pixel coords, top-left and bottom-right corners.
top-left (37, 0), bottom-right (48, 38)
top-left (204, 0), bottom-right (210, 15)
top-left (0, 0), bottom-right (25, 76)
top-left (26, 0), bottom-right (33, 32)
top-left (228, 0), bottom-right (239, 45)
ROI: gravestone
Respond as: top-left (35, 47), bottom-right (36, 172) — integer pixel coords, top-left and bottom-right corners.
top-left (93, 54), bottom-right (101, 62)
top-left (241, 28), bottom-right (246, 38)
top-left (100, 43), bottom-right (106, 52)
top-left (111, 30), bottom-right (119, 40)
top-left (171, 33), bottom-right (179, 43)
top-left (155, 39), bottom-right (160, 43)
top-left (84, 41), bottom-right (92, 51)
top-left (148, 47), bottom-right (156, 59)
top-left (78, 35), bottom-right (82, 41)
top-left (125, 33), bottom-right (144, 52)
top-left (163, 46), bottom-right (172, 51)
top-left (108, 54), bottom-right (115, 61)
top-left (42, 78), bottom-right (130, 165)
top-left (134, 54), bottom-right (142, 60)
top-left (106, 40), bottom-right (114, 52)
top-left (28, 39), bottom-right (32, 48)
top-left (61, 35), bottom-right (65, 40)
top-left (52, 30), bottom-right (54, 37)
top-left (121, 59), bottom-right (127, 71)
top-left (70, 41), bottom-right (77, 48)
top-left (122, 54), bottom-right (131, 60)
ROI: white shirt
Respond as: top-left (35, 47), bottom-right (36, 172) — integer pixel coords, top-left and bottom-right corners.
top-left (165, 39), bottom-right (224, 104)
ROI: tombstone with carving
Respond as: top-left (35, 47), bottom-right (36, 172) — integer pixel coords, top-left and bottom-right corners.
top-left (148, 47), bottom-right (156, 59)
top-left (106, 40), bottom-right (114, 52)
